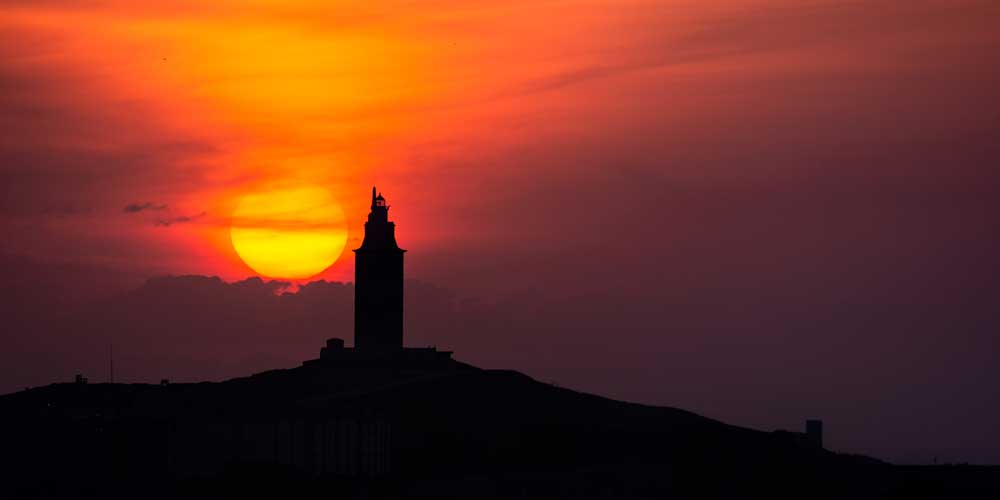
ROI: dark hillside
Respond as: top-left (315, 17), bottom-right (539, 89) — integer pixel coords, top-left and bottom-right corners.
top-left (0, 359), bottom-right (918, 499)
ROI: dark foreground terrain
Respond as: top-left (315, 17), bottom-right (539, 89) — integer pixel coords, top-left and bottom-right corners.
top-left (1, 357), bottom-right (997, 499)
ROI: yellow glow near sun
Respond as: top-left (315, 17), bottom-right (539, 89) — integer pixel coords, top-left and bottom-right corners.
top-left (230, 185), bottom-right (347, 279)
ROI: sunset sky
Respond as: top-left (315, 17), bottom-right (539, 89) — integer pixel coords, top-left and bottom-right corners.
top-left (2, 1), bottom-right (999, 463)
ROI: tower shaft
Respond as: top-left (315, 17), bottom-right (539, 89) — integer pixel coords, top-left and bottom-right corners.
top-left (353, 187), bottom-right (405, 350)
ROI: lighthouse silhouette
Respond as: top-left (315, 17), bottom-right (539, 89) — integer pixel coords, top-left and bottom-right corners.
top-left (353, 187), bottom-right (405, 350)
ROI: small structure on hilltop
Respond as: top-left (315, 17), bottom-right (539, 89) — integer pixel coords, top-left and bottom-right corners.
top-left (806, 419), bottom-right (823, 448)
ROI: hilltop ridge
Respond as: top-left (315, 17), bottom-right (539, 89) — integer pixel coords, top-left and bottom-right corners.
top-left (1, 358), bottom-right (898, 499)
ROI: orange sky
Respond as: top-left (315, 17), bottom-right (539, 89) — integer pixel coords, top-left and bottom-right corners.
top-left (2, 0), bottom-right (632, 280)
top-left (1, 0), bottom-right (997, 284)
top-left (2, 1), bottom-right (469, 280)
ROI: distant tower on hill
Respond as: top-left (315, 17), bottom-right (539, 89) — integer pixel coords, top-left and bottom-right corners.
top-left (806, 419), bottom-right (823, 449)
top-left (354, 186), bottom-right (405, 350)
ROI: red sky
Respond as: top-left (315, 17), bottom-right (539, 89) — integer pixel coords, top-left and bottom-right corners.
top-left (2, 1), bottom-right (1000, 463)
top-left (2, 0), bottom-right (994, 283)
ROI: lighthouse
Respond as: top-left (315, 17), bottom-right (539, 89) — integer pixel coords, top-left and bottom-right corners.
top-left (307, 186), bottom-right (451, 366)
top-left (353, 187), bottom-right (405, 350)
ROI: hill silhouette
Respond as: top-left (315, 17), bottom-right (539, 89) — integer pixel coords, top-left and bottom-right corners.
top-left (5, 265), bottom-right (1000, 467)
top-left (4, 356), bottom-right (996, 499)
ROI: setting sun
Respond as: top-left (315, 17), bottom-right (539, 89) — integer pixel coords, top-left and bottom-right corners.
top-left (230, 185), bottom-right (348, 279)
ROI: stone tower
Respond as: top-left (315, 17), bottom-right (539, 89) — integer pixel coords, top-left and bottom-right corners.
top-left (353, 187), bottom-right (405, 350)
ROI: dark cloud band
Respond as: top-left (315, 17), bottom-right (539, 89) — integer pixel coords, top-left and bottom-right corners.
top-left (124, 202), bottom-right (167, 213)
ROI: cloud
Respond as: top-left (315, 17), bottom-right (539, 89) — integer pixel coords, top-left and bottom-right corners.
top-left (124, 202), bottom-right (168, 213)
top-left (155, 211), bottom-right (207, 227)
top-left (123, 202), bottom-right (206, 228)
